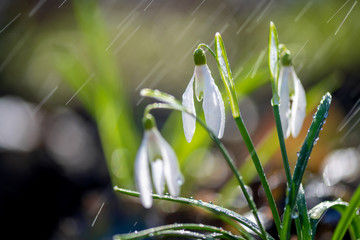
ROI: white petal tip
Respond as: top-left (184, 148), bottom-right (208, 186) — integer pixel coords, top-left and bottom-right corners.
top-left (140, 194), bottom-right (153, 209)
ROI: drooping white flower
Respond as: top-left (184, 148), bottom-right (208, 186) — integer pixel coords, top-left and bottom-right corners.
top-left (135, 114), bottom-right (183, 208)
top-left (278, 63), bottom-right (306, 138)
top-left (182, 48), bottom-right (225, 143)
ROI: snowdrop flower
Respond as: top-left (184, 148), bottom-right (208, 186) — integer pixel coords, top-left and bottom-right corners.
top-left (135, 113), bottom-right (183, 208)
top-left (182, 48), bottom-right (225, 142)
top-left (278, 47), bottom-right (306, 138)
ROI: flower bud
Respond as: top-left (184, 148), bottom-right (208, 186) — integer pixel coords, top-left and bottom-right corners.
top-left (280, 44), bottom-right (292, 66)
top-left (143, 113), bottom-right (156, 130)
top-left (193, 48), bottom-right (206, 66)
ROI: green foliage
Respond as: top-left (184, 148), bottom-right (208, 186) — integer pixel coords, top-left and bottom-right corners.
top-left (332, 185), bottom-right (360, 240)
top-left (54, 0), bottom-right (139, 187)
top-left (114, 187), bottom-right (273, 240)
top-left (281, 93), bottom-right (332, 240)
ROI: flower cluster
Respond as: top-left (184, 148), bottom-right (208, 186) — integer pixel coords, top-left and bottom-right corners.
top-left (134, 38), bottom-right (307, 209)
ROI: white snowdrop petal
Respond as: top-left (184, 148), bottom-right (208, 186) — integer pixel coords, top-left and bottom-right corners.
top-left (134, 133), bottom-right (152, 208)
top-left (154, 129), bottom-right (182, 197)
top-left (291, 73), bottom-right (306, 138)
top-left (203, 65), bottom-right (225, 138)
top-left (278, 67), bottom-right (291, 139)
top-left (151, 159), bottom-right (165, 196)
top-left (194, 66), bottom-right (205, 101)
top-left (182, 75), bottom-right (196, 143)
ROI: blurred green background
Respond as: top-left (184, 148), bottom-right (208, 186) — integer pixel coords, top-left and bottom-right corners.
top-left (0, 0), bottom-right (359, 239)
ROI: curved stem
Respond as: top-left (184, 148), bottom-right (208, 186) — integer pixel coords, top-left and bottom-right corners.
top-left (198, 43), bottom-right (216, 58)
top-left (234, 116), bottom-right (282, 236)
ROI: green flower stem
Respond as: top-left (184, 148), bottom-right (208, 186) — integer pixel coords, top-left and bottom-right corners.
top-left (196, 118), bottom-right (269, 240)
top-left (272, 105), bottom-right (292, 187)
top-left (234, 116), bottom-right (282, 235)
top-left (198, 43), bottom-right (216, 58)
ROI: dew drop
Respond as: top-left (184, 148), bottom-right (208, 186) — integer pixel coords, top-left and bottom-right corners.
top-left (292, 210), bottom-right (299, 219)
top-left (177, 177), bottom-right (183, 185)
top-left (314, 137), bottom-right (319, 145)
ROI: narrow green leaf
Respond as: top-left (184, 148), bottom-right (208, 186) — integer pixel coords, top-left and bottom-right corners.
top-left (348, 214), bottom-right (360, 240)
top-left (332, 185), bottom-right (360, 240)
top-left (113, 186), bottom-right (274, 239)
top-left (296, 185), bottom-right (312, 240)
top-left (291, 93), bottom-right (332, 205)
top-left (308, 199), bottom-right (348, 239)
top-left (268, 21), bottom-right (280, 105)
top-left (214, 33), bottom-right (233, 87)
top-left (214, 32), bottom-right (239, 117)
top-left (113, 223), bottom-right (243, 240)
top-left (281, 93), bottom-right (332, 240)
top-left (140, 88), bottom-right (185, 112)
top-left (330, 204), bottom-right (360, 240)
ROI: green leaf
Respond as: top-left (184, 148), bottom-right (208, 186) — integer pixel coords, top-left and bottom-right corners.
top-left (214, 33), bottom-right (233, 87)
top-left (291, 93), bottom-right (332, 206)
top-left (214, 32), bottom-right (239, 118)
top-left (140, 88), bottom-right (185, 112)
top-left (332, 185), bottom-right (360, 240)
top-left (268, 21), bottom-right (280, 105)
top-left (113, 223), bottom-right (243, 240)
top-left (348, 214), bottom-right (360, 240)
top-left (281, 93), bottom-right (332, 240)
top-left (296, 185), bottom-right (312, 240)
top-left (308, 199), bottom-right (348, 239)
top-left (113, 186), bottom-right (274, 240)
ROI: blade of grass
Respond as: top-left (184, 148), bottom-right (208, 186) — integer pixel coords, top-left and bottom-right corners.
top-left (281, 93), bottom-right (332, 240)
top-left (114, 186), bottom-right (271, 239)
top-left (113, 223), bottom-right (243, 240)
top-left (296, 185), bottom-right (312, 240)
top-left (332, 185), bottom-right (360, 240)
top-left (214, 33), bottom-right (239, 118)
top-left (308, 200), bottom-right (348, 240)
